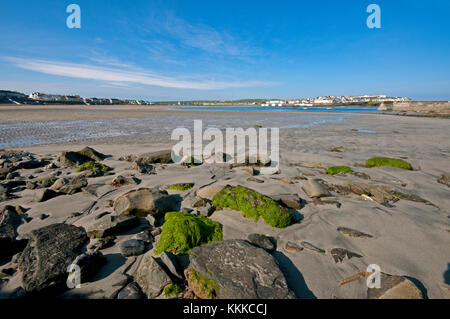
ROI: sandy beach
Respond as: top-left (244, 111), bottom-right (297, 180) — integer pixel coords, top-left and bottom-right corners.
top-left (0, 105), bottom-right (449, 299)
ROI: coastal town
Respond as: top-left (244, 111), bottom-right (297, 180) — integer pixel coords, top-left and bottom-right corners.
top-left (0, 90), bottom-right (411, 107)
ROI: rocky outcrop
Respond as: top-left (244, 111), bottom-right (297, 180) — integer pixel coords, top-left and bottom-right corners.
top-left (196, 185), bottom-right (225, 200)
top-left (379, 101), bottom-right (450, 116)
top-left (186, 239), bottom-right (294, 299)
top-left (135, 252), bottom-right (172, 298)
top-left (17, 223), bottom-right (88, 293)
top-left (113, 188), bottom-right (179, 217)
top-left (59, 151), bottom-right (92, 166)
top-left (78, 147), bottom-right (107, 162)
top-left (247, 233), bottom-right (276, 253)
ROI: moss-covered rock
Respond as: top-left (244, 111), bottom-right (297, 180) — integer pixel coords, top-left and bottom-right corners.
top-left (326, 166), bottom-right (352, 175)
top-left (168, 183), bottom-right (194, 191)
top-left (154, 212), bottom-right (223, 255)
top-left (211, 186), bottom-right (293, 228)
top-left (366, 157), bottom-right (413, 170)
top-left (185, 268), bottom-right (218, 299)
top-left (75, 161), bottom-right (112, 173)
top-left (163, 283), bottom-right (183, 297)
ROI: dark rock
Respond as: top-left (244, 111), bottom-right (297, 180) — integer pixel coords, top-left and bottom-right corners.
top-left (15, 159), bottom-right (44, 170)
top-left (113, 188), bottom-right (179, 217)
top-left (0, 206), bottom-right (27, 261)
top-left (117, 282), bottom-right (144, 299)
top-left (71, 251), bottom-right (106, 283)
top-left (119, 239), bottom-right (146, 257)
top-left (34, 188), bottom-right (60, 202)
top-left (78, 147), bottom-right (107, 162)
top-left (59, 151), bottom-right (92, 166)
top-left (330, 248), bottom-right (363, 263)
top-left (160, 251), bottom-right (184, 280)
top-left (111, 175), bottom-right (140, 187)
top-left (129, 161), bottom-right (155, 174)
top-left (50, 176), bottom-right (88, 195)
top-left (87, 214), bottom-right (139, 238)
top-left (187, 239), bottom-right (294, 299)
top-left (17, 223), bottom-right (88, 293)
top-left (134, 229), bottom-right (154, 243)
top-left (86, 236), bottom-right (116, 253)
top-left (135, 150), bottom-right (173, 164)
top-left (38, 213), bottom-right (50, 220)
top-left (247, 233), bottom-right (276, 253)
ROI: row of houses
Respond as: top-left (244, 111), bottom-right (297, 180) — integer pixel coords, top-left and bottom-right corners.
top-left (261, 95), bottom-right (411, 106)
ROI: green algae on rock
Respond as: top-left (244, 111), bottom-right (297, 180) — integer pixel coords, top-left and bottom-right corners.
top-left (365, 157), bottom-right (413, 170)
top-left (326, 166), bottom-right (353, 175)
top-left (163, 283), bottom-right (183, 297)
top-left (211, 185), bottom-right (293, 228)
top-left (154, 212), bottom-right (223, 255)
top-left (75, 161), bottom-right (112, 173)
top-left (168, 183), bottom-right (194, 191)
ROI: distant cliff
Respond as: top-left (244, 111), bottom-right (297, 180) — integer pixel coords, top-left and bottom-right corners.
top-left (379, 101), bottom-right (450, 116)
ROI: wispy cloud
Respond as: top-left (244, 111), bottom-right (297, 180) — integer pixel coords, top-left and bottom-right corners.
top-left (5, 57), bottom-right (272, 90)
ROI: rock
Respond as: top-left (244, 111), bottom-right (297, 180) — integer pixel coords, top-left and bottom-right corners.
top-left (145, 214), bottom-right (157, 227)
top-left (247, 177), bottom-right (264, 183)
top-left (111, 175), bottom-right (140, 187)
top-left (187, 239), bottom-right (294, 299)
top-left (86, 236), bottom-right (115, 253)
top-left (0, 206), bottom-right (26, 261)
top-left (192, 197), bottom-right (208, 208)
top-left (38, 213), bottom-right (50, 220)
top-left (50, 176), bottom-right (88, 195)
top-left (160, 251), bottom-right (184, 280)
top-left (134, 229), bottom-right (154, 243)
top-left (337, 227), bottom-right (373, 238)
top-left (353, 172), bottom-right (371, 180)
top-left (15, 159), bottom-right (44, 170)
top-left (34, 188), bottom-right (60, 202)
top-left (257, 166), bottom-right (281, 175)
top-left (82, 184), bottom-right (103, 197)
top-left (59, 151), bottom-right (92, 166)
top-left (247, 234), bottom-right (275, 253)
top-left (196, 185), bottom-right (225, 200)
top-left (437, 173), bottom-right (450, 187)
top-left (195, 202), bottom-right (215, 217)
top-left (295, 161), bottom-right (327, 169)
top-left (284, 242), bottom-right (303, 252)
top-left (78, 147), bottom-right (107, 162)
top-left (302, 179), bottom-right (331, 198)
top-left (87, 215), bottom-right (139, 238)
top-left (113, 188), bottom-right (178, 217)
top-left (330, 248), bottom-right (363, 263)
top-left (135, 150), bottom-right (173, 164)
top-left (300, 241), bottom-right (325, 254)
top-left (135, 252), bottom-right (172, 298)
top-left (17, 223), bottom-right (88, 293)
top-left (117, 282), bottom-right (145, 299)
top-left (119, 239), bottom-right (146, 257)
top-left (312, 198), bottom-right (341, 208)
top-left (71, 251), bottom-right (106, 283)
top-left (367, 273), bottom-right (423, 299)
top-left (151, 227), bottom-right (162, 237)
top-left (330, 146), bottom-right (346, 152)
top-left (129, 161), bottom-right (155, 174)
top-left (271, 194), bottom-right (302, 210)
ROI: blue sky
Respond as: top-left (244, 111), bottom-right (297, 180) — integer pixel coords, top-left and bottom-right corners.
top-left (0, 0), bottom-right (449, 100)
